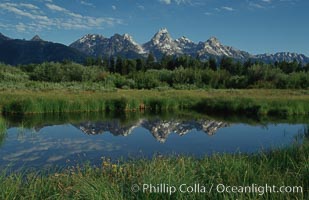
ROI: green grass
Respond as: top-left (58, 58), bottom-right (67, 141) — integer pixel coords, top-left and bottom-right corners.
top-left (0, 140), bottom-right (308, 200)
top-left (0, 117), bottom-right (7, 147)
top-left (1, 89), bottom-right (309, 116)
top-left (195, 97), bottom-right (309, 116)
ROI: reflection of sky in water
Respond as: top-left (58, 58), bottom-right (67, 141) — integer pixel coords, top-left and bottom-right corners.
top-left (0, 123), bottom-right (305, 171)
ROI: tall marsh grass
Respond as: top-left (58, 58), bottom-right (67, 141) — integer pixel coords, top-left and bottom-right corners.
top-left (1, 89), bottom-right (309, 116)
top-left (195, 98), bottom-right (309, 116)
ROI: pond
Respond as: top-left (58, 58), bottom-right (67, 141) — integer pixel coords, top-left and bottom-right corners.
top-left (0, 112), bottom-right (307, 171)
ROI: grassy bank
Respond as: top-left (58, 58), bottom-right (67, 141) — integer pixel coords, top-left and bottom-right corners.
top-left (0, 140), bottom-right (308, 200)
top-left (1, 89), bottom-right (309, 116)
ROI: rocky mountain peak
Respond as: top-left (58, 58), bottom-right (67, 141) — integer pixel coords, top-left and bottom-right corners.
top-left (110, 33), bottom-right (145, 54)
top-left (158, 27), bottom-right (169, 34)
top-left (79, 34), bottom-right (105, 43)
top-left (175, 36), bottom-right (197, 54)
top-left (123, 33), bottom-right (132, 40)
top-left (196, 36), bottom-right (250, 59)
top-left (118, 33), bottom-right (135, 43)
top-left (110, 33), bottom-right (122, 39)
top-left (206, 36), bottom-right (220, 46)
top-left (152, 28), bottom-right (173, 44)
top-left (31, 35), bottom-right (44, 42)
top-left (69, 34), bottom-right (107, 57)
top-left (176, 36), bottom-right (193, 44)
top-left (142, 28), bottom-right (182, 57)
top-left (122, 33), bottom-right (144, 51)
top-left (70, 32), bottom-right (145, 58)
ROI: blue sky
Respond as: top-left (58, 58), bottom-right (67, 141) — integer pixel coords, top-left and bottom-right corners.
top-left (0, 0), bottom-right (308, 56)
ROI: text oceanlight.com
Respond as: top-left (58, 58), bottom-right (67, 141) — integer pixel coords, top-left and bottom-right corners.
top-left (131, 183), bottom-right (303, 196)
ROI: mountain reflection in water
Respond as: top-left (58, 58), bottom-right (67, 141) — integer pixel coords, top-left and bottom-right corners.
top-left (74, 119), bottom-right (228, 143)
top-left (0, 113), bottom-right (306, 171)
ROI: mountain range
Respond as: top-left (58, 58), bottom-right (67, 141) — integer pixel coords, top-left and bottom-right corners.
top-left (1, 29), bottom-right (309, 65)
top-left (69, 28), bottom-right (309, 64)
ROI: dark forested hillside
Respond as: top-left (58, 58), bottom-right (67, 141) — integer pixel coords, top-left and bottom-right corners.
top-left (0, 36), bottom-right (86, 65)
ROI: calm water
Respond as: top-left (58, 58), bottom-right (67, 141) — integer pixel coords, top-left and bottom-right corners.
top-left (0, 113), bottom-right (307, 170)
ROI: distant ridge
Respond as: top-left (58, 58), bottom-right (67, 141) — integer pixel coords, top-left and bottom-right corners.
top-left (0, 33), bottom-right (11, 41)
top-left (0, 33), bottom-right (87, 65)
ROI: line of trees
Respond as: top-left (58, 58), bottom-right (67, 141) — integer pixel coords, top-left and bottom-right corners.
top-left (1, 55), bottom-right (309, 89)
top-left (84, 54), bottom-right (308, 74)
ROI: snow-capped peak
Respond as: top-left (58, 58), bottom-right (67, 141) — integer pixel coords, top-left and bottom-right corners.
top-left (70, 32), bottom-right (146, 57)
top-left (123, 33), bottom-right (138, 45)
top-left (122, 33), bottom-right (145, 54)
top-left (155, 28), bottom-right (170, 37)
top-left (152, 28), bottom-right (172, 43)
top-left (143, 28), bottom-right (182, 56)
top-left (158, 27), bottom-right (169, 34)
top-left (79, 34), bottom-right (104, 43)
top-left (123, 33), bottom-right (131, 40)
top-left (206, 37), bottom-right (220, 46)
top-left (176, 36), bottom-right (193, 44)
top-left (174, 36), bottom-right (197, 54)
top-left (196, 36), bottom-right (250, 59)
